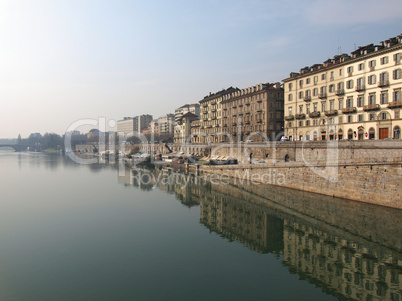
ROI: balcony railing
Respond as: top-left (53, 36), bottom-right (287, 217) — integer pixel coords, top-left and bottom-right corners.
top-left (309, 111), bottom-right (321, 118)
top-left (388, 100), bottom-right (402, 108)
top-left (318, 93), bottom-right (327, 99)
top-left (325, 110), bottom-right (338, 116)
top-left (355, 85), bottom-right (365, 92)
top-left (256, 119), bottom-right (262, 123)
top-left (295, 113), bottom-right (306, 119)
top-left (284, 115), bottom-right (295, 121)
top-left (335, 89), bottom-right (345, 95)
top-left (303, 96), bottom-right (311, 102)
top-left (378, 80), bottom-right (390, 87)
top-left (342, 107), bottom-right (357, 114)
top-left (363, 104), bottom-right (380, 111)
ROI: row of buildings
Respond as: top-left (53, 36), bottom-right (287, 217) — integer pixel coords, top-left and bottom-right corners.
top-left (118, 34), bottom-right (402, 143)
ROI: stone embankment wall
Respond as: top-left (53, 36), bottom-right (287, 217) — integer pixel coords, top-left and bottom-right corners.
top-left (140, 140), bottom-right (402, 164)
top-left (200, 160), bottom-right (402, 209)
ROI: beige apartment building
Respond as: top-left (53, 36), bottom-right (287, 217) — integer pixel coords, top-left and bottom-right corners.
top-left (221, 83), bottom-right (284, 142)
top-left (283, 34), bottom-right (402, 141)
top-left (197, 87), bottom-right (240, 143)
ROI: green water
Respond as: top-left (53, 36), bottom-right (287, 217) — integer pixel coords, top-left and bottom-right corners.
top-left (0, 151), bottom-right (400, 300)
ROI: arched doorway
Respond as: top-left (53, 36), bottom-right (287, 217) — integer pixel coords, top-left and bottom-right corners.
top-left (348, 129), bottom-right (353, 140)
top-left (329, 130), bottom-right (335, 140)
top-left (369, 127), bottom-right (375, 139)
top-left (338, 129), bottom-right (343, 140)
top-left (394, 126), bottom-right (401, 139)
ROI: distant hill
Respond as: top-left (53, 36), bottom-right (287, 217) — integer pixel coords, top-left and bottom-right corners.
top-left (0, 138), bottom-right (17, 144)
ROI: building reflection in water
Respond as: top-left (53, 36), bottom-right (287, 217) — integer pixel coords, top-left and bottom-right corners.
top-left (118, 166), bottom-right (401, 301)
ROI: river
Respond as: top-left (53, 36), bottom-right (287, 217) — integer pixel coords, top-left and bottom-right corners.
top-left (0, 150), bottom-right (400, 301)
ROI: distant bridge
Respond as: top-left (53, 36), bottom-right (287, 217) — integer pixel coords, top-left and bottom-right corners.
top-left (0, 144), bottom-right (40, 152)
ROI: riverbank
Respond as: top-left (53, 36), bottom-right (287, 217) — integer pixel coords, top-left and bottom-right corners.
top-left (199, 159), bottom-right (402, 209)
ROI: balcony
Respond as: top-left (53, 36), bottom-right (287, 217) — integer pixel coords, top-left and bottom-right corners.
top-left (303, 96), bottom-right (311, 102)
top-left (388, 100), bottom-right (402, 108)
top-left (318, 93), bottom-right (327, 99)
top-left (256, 119), bottom-right (262, 123)
top-left (215, 124), bottom-right (220, 127)
top-left (355, 85), bottom-right (365, 92)
top-left (325, 110), bottom-right (338, 116)
top-left (257, 109), bottom-right (262, 113)
top-left (284, 115), bottom-right (295, 121)
top-left (232, 105), bottom-right (237, 109)
top-left (257, 99), bottom-right (262, 103)
top-left (295, 113), bottom-right (306, 119)
top-left (232, 122), bottom-right (237, 126)
top-left (378, 80), bottom-right (390, 87)
top-left (223, 124), bottom-right (227, 128)
top-left (335, 89), bottom-right (345, 95)
top-left (245, 121), bottom-right (250, 124)
top-left (211, 116), bottom-right (217, 120)
top-left (232, 114), bottom-right (237, 117)
top-left (211, 108), bottom-right (217, 112)
top-left (342, 107), bottom-right (357, 114)
top-left (239, 104), bottom-right (243, 107)
top-left (363, 104), bottom-right (380, 111)
top-left (309, 111), bottom-right (321, 118)
top-left (245, 111), bottom-right (250, 114)
top-left (245, 102), bottom-right (250, 106)
top-left (238, 113), bottom-right (243, 116)
top-left (203, 118), bottom-right (208, 121)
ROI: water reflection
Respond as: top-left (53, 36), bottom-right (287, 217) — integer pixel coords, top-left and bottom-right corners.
top-left (118, 166), bottom-right (402, 301)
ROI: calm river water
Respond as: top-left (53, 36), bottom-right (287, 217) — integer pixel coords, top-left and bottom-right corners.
top-left (0, 150), bottom-right (401, 301)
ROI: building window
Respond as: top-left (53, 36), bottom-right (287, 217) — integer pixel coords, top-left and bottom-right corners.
top-left (313, 103), bottom-right (317, 112)
top-left (394, 53), bottom-right (401, 63)
top-left (348, 115), bottom-right (353, 123)
top-left (306, 78), bottom-right (311, 84)
top-left (358, 63), bottom-right (364, 70)
top-left (339, 99), bottom-right (343, 109)
top-left (288, 107), bottom-right (292, 115)
top-left (314, 76), bottom-right (318, 84)
top-left (321, 102), bottom-right (326, 112)
top-left (369, 113), bottom-right (375, 121)
top-left (381, 56), bottom-right (388, 65)
top-left (339, 69), bottom-right (343, 76)
top-left (299, 121), bottom-right (303, 127)
top-left (395, 110), bottom-right (400, 119)
top-left (330, 71), bottom-right (334, 80)
top-left (358, 114), bottom-right (364, 122)
top-left (393, 68), bottom-right (402, 79)
top-left (369, 60), bottom-right (376, 68)
top-left (299, 91), bottom-right (303, 99)
top-left (357, 96), bottom-right (364, 107)
top-left (306, 120), bottom-right (310, 126)
top-left (394, 90), bottom-right (401, 102)
top-left (381, 112), bottom-right (387, 120)
top-left (346, 97), bottom-right (353, 108)
top-left (329, 84), bottom-right (335, 92)
top-left (299, 80), bottom-right (303, 88)
top-left (321, 74), bottom-right (326, 80)
top-left (305, 89), bottom-right (311, 97)
top-left (288, 94), bottom-right (293, 101)
top-left (368, 75), bottom-right (376, 85)
top-left (330, 100), bottom-right (334, 110)
top-left (381, 92), bottom-right (388, 104)
top-left (346, 80), bottom-right (353, 89)
top-left (289, 83), bottom-right (293, 91)
top-left (313, 119), bottom-right (318, 126)
top-left (356, 77), bottom-right (364, 88)
top-left (313, 88), bottom-right (318, 96)
top-left (368, 94), bottom-right (376, 105)
top-left (306, 104), bottom-right (310, 114)
top-left (299, 105), bottom-right (303, 113)
top-left (347, 66), bottom-right (353, 74)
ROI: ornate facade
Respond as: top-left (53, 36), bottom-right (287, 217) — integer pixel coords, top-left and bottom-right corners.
top-left (283, 35), bottom-right (402, 141)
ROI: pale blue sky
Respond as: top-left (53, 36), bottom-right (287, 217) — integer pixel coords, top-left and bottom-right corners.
top-left (1, 0), bottom-right (401, 137)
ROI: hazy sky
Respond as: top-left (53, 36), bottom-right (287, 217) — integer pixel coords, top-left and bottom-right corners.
top-left (1, 0), bottom-right (401, 138)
